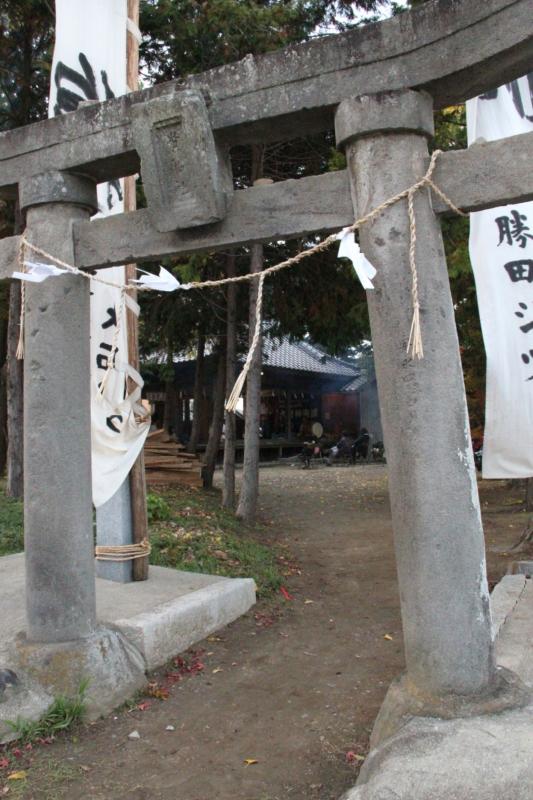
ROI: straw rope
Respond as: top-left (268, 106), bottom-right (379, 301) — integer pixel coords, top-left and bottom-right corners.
top-left (95, 537), bottom-right (151, 562)
top-left (16, 150), bottom-right (467, 402)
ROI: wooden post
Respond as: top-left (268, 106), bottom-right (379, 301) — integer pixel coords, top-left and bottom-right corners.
top-left (125, 0), bottom-right (149, 581)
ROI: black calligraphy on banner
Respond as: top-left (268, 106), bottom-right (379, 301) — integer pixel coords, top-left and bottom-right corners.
top-left (514, 302), bottom-right (533, 381)
top-left (480, 73), bottom-right (533, 122)
top-left (53, 53), bottom-right (122, 210)
top-left (503, 260), bottom-right (533, 283)
top-left (106, 414), bottom-right (123, 433)
top-left (496, 210), bottom-right (533, 249)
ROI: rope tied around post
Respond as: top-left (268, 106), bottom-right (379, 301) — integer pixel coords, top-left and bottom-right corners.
top-left (15, 150), bottom-right (466, 403)
top-left (95, 537), bottom-right (151, 562)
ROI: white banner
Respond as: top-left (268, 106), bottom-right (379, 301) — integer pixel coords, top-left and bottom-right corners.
top-left (50, 0), bottom-right (149, 506)
top-left (467, 75), bottom-right (533, 478)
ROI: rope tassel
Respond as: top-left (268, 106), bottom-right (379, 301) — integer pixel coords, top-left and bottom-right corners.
top-left (226, 272), bottom-right (265, 413)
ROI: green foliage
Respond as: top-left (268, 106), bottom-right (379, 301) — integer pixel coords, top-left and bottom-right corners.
top-left (146, 492), bottom-right (172, 522)
top-left (0, 481), bottom-right (24, 555)
top-left (0, 1), bottom-right (54, 130)
top-left (6, 679), bottom-right (88, 744)
top-left (140, 1), bottom-right (385, 82)
top-left (148, 487), bottom-right (283, 596)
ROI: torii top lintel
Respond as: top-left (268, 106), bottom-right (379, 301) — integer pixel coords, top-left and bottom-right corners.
top-left (0, 0), bottom-right (532, 196)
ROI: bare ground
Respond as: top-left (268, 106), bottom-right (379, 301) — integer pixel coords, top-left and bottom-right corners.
top-left (5, 465), bottom-right (529, 800)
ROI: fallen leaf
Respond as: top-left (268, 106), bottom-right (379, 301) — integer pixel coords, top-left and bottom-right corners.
top-left (212, 668), bottom-right (223, 674)
top-left (137, 701), bottom-right (151, 711)
top-left (346, 751), bottom-right (365, 763)
top-left (7, 772), bottom-right (26, 781)
top-left (243, 759), bottom-right (258, 766)
top-left (0, 759), bottom-right (9, 770)
top-left (304, 599), bottom-right (314, 604)
top-left (280, 586), bottom-right (294, 601)
top-left (383, 634), bottom-right (393, 641)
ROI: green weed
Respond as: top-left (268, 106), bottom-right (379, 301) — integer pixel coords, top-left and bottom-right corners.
top-left (0, 481), bottom-right (23, 556)
top-left (6, 679), bottom-right (89, 744)
top-left (146, 491), bottom-right (172, 522)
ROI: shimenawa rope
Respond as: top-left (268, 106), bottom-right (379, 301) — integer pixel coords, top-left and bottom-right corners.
top-left (16, 150), bottom-right (466, 409)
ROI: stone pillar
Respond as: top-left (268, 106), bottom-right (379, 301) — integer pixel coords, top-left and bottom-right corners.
top-left (335, 91), bottom-right (495, 699)
top-left (20, 171), bottom-right (98, 643)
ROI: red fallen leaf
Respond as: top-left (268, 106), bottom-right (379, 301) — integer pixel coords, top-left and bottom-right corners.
top-left (24, 745), bottom-right (32, 752)
top-left (0, 758), bottom-right (9, 769)
top-left (165, 672), bottom-right (182, 684)
top-left (345, 751), bottom-right (365, 764)
top-left (137, 701), bottom-right (151, 711)
top-left (280, 586), bottom-right (294, 601)
top-left (11, 751), bottom-right (22, 760)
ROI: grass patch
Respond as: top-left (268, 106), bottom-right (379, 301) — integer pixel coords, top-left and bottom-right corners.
top-left (6, 680), bottom-right (88, 745)
top-left (0, 481), bottom-right (284, 597)
top-left (148, 487), bottom-right (283, 597)
top-left (0, 481), bottom-right (24, 556)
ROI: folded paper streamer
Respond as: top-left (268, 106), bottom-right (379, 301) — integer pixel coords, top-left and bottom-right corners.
top-left (131, 266), bottom-right (187, 292)
top-left (13, 260), bottom-right (68, 282)
top-left (336, 228), bottom-right (376, 290)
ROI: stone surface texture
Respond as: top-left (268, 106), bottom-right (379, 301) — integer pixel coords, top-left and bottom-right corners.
top-left (342, 575), bottom-right (533, 800)
top-left (22, 175), bottom-right (97, 643)
top-left (1, 0), bottom-right (532, 193)
top-left (0, 554), bottom-right (256, 739)
top-left (343, 704), bottom-right (533, 800)
top-left (131, 91), bottom-right (232, 231)
top-left (337, 90), bottom-right (495, 700)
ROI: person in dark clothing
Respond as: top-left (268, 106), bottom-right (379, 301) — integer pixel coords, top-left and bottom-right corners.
top-left (351, 428), bottom-right (370, 461)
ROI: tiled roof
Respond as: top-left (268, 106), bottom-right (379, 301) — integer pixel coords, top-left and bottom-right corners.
top-left (167, 336), bottom-right (362, 380)
top-left (340, 373), bottom-right (370, 392)
top-left (262, 338), bottom-right (357, 377)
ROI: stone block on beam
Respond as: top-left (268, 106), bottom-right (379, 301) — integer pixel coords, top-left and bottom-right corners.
top-left (131, 91), bottom-right (232, 231)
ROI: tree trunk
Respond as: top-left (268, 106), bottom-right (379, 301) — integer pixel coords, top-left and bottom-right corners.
top-left (511, 478), bottom-right (533, 550)
top-left (0, 364), bottom-right (7, 476)
top-left (6, 280), bottom-right (23, 497)
top-left (162, 348), bottom-right (177, 436)
top-left (222, 253), bottom-right (237, 509)
top-left (0, 292), bottom-right (8, 477)
top-left (236, 243), bottom-right (263, 522)
top-left (202, 344), bottom-right (226, 489)
top-left (187, 328), bottom-right (206, 453)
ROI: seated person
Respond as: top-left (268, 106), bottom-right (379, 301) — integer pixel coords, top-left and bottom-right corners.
top-left (327, 431), bottom-right (355, 464)
top-left (351, 428), bottom-right (370, 461)
top-left (300, 436), bottom-right (321, 468)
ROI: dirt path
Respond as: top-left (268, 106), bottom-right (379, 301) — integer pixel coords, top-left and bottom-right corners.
top-left (12, 466), bottom-right (527, 800)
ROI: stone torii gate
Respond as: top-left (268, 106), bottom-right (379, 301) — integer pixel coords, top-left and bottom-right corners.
top-left (1, 0), bottom-right (533, 782)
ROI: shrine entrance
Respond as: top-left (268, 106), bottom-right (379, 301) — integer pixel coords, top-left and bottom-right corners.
top-left (1, 0), bottom-right (533, 795)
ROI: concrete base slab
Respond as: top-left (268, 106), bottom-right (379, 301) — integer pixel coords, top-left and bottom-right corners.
top-left (0, 676), bottom-right (52, 744)
top-left (342, 575), bottom-right (533, 799)
top-left (497, 577), bottom-right (533, 688)
top-left (343, 703), bottom-right (533, 800)
top-left (0, 553), bottom-right (256, 740)
top-left (12, 627), bottom-right (147, 721)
